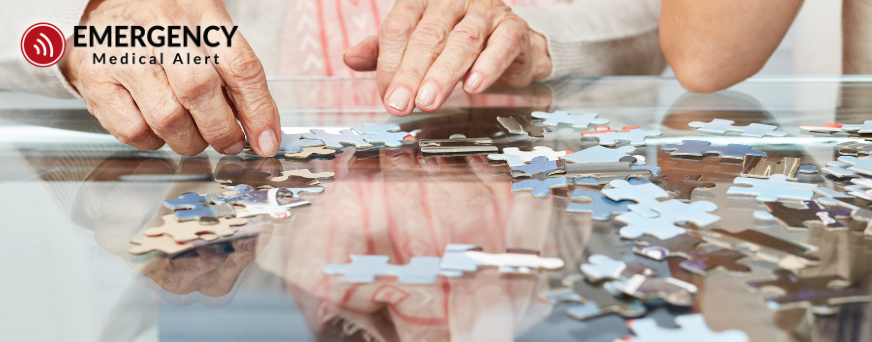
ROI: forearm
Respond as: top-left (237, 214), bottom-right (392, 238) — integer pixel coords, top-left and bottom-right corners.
top-left (660, 0), bottom-right (802, 92)
top-left (513, 0), bottom-right (666, 80)
top-left (0, 0), bottom-right (89, 98)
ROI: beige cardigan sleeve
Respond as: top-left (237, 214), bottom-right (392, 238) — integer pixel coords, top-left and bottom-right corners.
top-left (513, 0), bottom-right (666, 79)
top-left (0, 0), bottom-right (89, 98)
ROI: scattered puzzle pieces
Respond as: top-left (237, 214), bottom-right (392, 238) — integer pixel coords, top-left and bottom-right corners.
top-left (747, 269), bottom-right (871, 314)
top-left (688, 119), bottom-right (788, 137)
top-left (741, 155), bottom-right (815, 181)
top-left (821, 161), bottom-right (863, 178)
top-left (621, 314), bottom-right (749, 342)
top-left (129, 234), bottom-right (196, 255)
top-left (322, 255), bottom-right (463, 283)
top-left (704, 229), bottom-right (819, 269)
top-left (420, 134), bottom-right (497, 156)
top-left (531, 111), bottom-right (609, 128)
top-left (800, 122), bottom-right (846, 134)
top-left (602, 179), bottom-right (670, 218)
top-left (215, 164), bottom-right (325, 195)
top-left (661, 140), bottom-right (766, 160)
top-left (351, 123), bottom-right (415, 148)
top-left (581, 126), bottom-right (663, 146)
top-left (727, 174), bottom-right (817, 201)
top-left (277, 132), bottom-right (325, 154)
top-left (302, 129), bottom-right (375, 149)
top-left (559, 275), bottom-right (648, 321)
top-left (566, 189), bottom-right (632, 220)
top-left (634, 233), bottom-right (751, 275)
top-left (836, 141), bottom-right (872, 157)
top-left (762, 200), bottom-right (852, 229)
top-left (497, 115), bottom-right (556, 140)
top-left (616, 200), bottom-right (720, 240)
top-left (284, 145), bottom-right (338, 159)
top-left (650, 173), bottom-right (715, 201)
top-left (439, 244), bottom-right (564, 273)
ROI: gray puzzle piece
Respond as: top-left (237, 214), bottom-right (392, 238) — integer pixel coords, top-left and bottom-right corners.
top-left (511, 156), bottom-right (563, 178)
top-left (838, 156), bottom-right (872, 176)
top-left (616, 199), bottom-right (720, 239)
top-left (689, 118), bottom-right (787, 137)
top-left (278, 132), bottom-right (325, 153)
top-left (582, 128), bottom-right (663, 146)
top-left (822, 161), bottom-right (863, 178)
top-left (302, 129), bottom-right (375, 149)
top-left (661, 140), bottom-right (766, 159)
top-left (841, 120), bottom-right (872, 133)
top-left (580, 254), bottom-right (656, 282)
top-left (351, 123), bottom-right (413, 148)
top-left (623, 314), bottom-right (749, 342)
top-left (512, 177), bottom-right (568, 197)
top-left (602, 179), bottom-right (670, 218)
top-left (322, 255), bottom-right (463, 283)
top-left (439, 244), bottom-right (564, 273)
top-left (530, 110), bottom-right (609, 128)
top-left (566, 189), bottom-right (632, 220)
top-left (163, 192), bottom-right (236, 222)
top-left (727, 174), bottom-right (818, 202)
top-left (212, 184), bottom-right (311, 216)
top-left (561, 145), bottom-right (636, 164)
top-left (488, 146), bottom-right (568, 167)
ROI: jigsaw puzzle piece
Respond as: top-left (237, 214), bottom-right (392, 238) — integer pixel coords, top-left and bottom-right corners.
top-left (704, 229), bottom-right (819, 269)
top-left (439, 244), bottom-right (564, 273)
top-left (213, 185), bottom-right (311, 218)
top-left (821, 161), bottom-right (863, 178)
top-left (741, 155), bottom-right (812, 180)
top-left (661, 140), bottom-right (766, 159)
top-left (561, 145), bottom-right (637, 164)
top-left (163, 192), bottom-right (236, 222)
top-left (566, 189), bottom-right (632, 220)
top-left (726, 174), bottom-right (818, 202)
top-left (512, 176), bottom-right (568, 197)
top-left (277, 132), bottom-right (325, 154)
top-left (580, 254), bottom-right (657, 282)
top-left (284, 145), bottom-right (339, 159)
top-left (688, 118), bottom-right (788, 137)
top-left (552, 274), bottom-right (647, 321)
top-left (351, 123), bottom-right (415, 148)
top-left (841, 120), bottom-right (872, 133)
top-left (611, 274), bottom-right (698, 306)
top-left (302, 129), bottom-right (375, 149)
top-left (616, 200), bottom-right (720, 239)
top-left (489, 146), bottom-right (569, 167)
top-left (634, 233), bottom-right (751, 275)
top-left (621, 314), bottom-right (749, 342)
top-left (650, 173), bottom-right (715, 201)
top-left (497, 115), bottom-right (556, 140)
top-left (836, 141), bottom-right (872, 157)
top-left (144, 215), bottom-right (248, 242)
top-left (530, 110), bottom-right (609, 128)
top-left (129, 234), bottom-right (195, 255)
top-left (800, 122), bottom-right (846, 134)
top-left (838, 156), bottom-right (872, 176)
top-left (511, 156), bottom-right (564, 178)
top-left (602, 179), bottom-right (670, 218)
top-left (581, 127), bottom-right (663, 146)
top-left (762, 200), bottom-right (852, 229)
top-left (322, 255), bottom-right (464, 283)
top-left (747, 269), bottom-right (871, 314)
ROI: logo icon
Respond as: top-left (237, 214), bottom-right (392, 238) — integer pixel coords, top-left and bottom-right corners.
top-left (21, 23), bottom-right (65, 67)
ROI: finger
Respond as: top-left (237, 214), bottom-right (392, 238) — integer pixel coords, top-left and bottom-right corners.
top-left (158, 44), bottom-right (246, 156)
top-left (80, 80), bottom-right (165, 151)
top-left (116, 62), bottom-right (211, 156)
top-left (415, 12), bottom-right (493, 111)
top-left (464, 19), bottom-right (528, 94)
top-left (344, 35), bottom-right (379, 71)
top-left (382, 4), bottom-right (465, 116)
top-left (377, 0), bottom-right (427, 98)
top-left (196, 14), bottom-right (280, 158)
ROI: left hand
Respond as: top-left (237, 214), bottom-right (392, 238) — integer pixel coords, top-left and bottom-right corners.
top-left (343, 0), bottom-right (552, 116)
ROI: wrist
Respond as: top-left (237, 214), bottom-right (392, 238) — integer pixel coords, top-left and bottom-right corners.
top-left (530, 31), bottom-right (551, 81)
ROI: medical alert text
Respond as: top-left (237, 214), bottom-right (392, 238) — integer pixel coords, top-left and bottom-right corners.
top-left (73, 25), bottom-right (236, 65)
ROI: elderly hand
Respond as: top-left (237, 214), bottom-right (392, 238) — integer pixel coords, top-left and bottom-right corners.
top-left (343, 0), bottom-right (552, 116)
top-left (60, 0), bottom-right (280, 157)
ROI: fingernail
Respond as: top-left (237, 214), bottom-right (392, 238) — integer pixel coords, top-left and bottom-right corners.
top-left (416, 82), bottom-right (437, 106)
top-left (387, 87), bottom-right (411, 111)
top-left (258, 130), bottom-right (278, 156)
top-left (225, 140), bottom-right (244, 155)
top-left (465, 73), bottom-right (482, 92)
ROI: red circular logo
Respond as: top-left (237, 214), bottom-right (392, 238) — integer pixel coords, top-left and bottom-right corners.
top-left (21, 23), bottom-right (66, 67)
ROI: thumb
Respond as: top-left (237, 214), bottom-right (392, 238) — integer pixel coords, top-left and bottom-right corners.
top-left (343, 35), bottom-right (379, 71)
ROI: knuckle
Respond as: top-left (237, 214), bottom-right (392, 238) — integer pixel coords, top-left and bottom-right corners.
top-left (117, 122), bottom-right (154, 146)
top-left (202, 122), bottom-right (239, 145)
top-left (381, 17), bottom-right (415, 41)
top-left (174, 69), bottom-right (219, 104)
top-left (226, 50), bottom-right (265, 84)
top-left (148, 105), bottom-right (186, 134)
top-left (412, 21), bottom-right (451, 47)
top-left (450, 23), bottom-right (486, 50)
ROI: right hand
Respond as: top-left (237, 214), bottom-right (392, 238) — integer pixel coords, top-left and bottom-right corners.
top-left (60, 0), bottom-right (281, 157)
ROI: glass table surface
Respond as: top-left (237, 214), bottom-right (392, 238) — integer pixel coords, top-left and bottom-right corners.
top-left (2, 76), bottom-right (872, 342)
